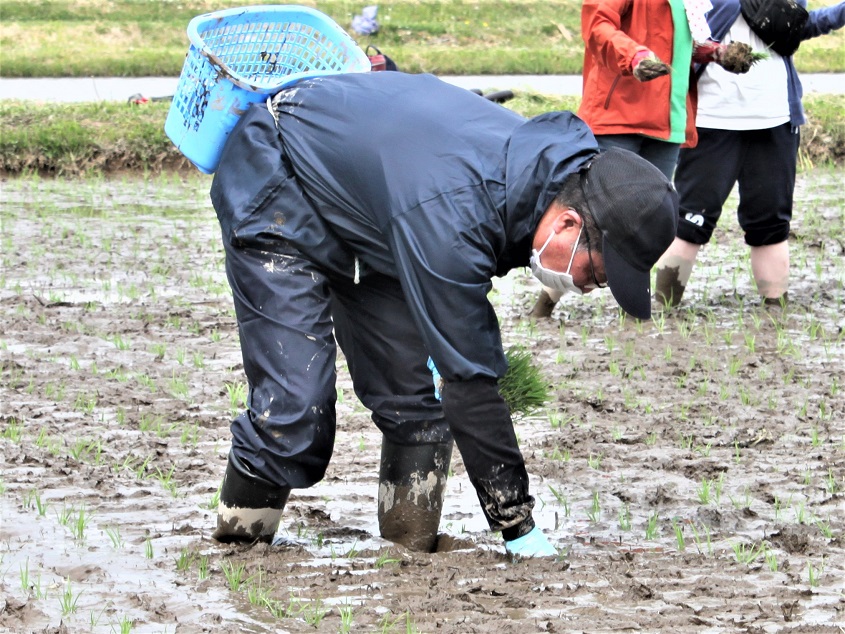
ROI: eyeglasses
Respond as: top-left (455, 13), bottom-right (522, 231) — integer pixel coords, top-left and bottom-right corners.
top-left (583, 228), bottom-right (606, 289)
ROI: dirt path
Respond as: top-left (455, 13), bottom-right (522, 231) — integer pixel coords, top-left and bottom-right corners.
top-left (1, 172), bottom-right (843, 633)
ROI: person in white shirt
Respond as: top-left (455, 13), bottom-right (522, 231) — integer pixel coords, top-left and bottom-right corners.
top-left (654, 0), bottom-right (845, 308)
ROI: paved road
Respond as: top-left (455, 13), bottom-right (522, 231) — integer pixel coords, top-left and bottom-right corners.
top-left (1, 74), bottom-right (843, 102)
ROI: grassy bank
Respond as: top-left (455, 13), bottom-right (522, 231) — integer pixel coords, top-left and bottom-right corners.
top-left (1, 0), bottom-right (843, 77)
top-left (1, 94), bottom-right (842, 176)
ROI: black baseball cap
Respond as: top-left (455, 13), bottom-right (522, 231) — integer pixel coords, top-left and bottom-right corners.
top-left (580, 148), bottom-right (679, 320)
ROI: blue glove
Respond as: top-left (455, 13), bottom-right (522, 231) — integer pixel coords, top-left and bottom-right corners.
top-left (427, 357), bottom-right (443, 401)
top-left (504, 527), bottom-right (557, 558)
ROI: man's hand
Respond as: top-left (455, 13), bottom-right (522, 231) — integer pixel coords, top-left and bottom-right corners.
top-left (632, 50), bottom-right (671, 82)
top-left (504, 527), bottom-right (558, 557)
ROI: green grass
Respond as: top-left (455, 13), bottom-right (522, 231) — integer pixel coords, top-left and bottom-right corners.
top-left (1, 94), bottom-right (841, 176)
top-left (1, 0), bottom-right (842, 77)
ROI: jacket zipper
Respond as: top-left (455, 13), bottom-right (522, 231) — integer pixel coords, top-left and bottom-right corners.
top-left (604, 75), bottom-right (621, 110)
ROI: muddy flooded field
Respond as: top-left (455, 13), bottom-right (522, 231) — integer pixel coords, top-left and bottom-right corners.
top-left (1, 170), bottom-right (843, 633)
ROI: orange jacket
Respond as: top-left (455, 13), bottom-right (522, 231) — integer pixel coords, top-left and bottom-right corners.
top-left (578, 0), bottom-right (698, 147)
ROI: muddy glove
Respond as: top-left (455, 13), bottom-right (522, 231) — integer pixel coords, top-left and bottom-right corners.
top-left (427, 357), bottom-right (443, 401)
top-left (632, 50), bottom-right (671, 82)
top-left (505, 527), bottom-right (557, 557)
top-left (692, 40), bottom-right (756, 74)
top-left (692, 39), bottom-right (727, 63)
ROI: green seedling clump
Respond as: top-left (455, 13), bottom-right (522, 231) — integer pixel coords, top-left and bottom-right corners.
top-left (500, 347), bottom-right (549, 416)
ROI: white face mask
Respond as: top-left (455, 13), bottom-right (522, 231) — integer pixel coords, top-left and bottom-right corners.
top-left (530, 224), bottom-right (583, 296)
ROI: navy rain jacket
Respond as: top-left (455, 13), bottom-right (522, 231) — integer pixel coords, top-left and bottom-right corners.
top-left (211, 71), bottom-right (598, 385)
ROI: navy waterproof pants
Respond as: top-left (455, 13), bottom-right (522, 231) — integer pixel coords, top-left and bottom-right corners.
top-left (222, 239), bottom-right (450, 489)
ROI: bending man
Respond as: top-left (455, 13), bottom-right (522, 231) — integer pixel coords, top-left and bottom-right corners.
top-left (209, 71), bottom-right (678, 557)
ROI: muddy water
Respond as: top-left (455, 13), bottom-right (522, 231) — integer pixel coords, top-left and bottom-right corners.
top-left (1, 170), bottom-right (843, 633)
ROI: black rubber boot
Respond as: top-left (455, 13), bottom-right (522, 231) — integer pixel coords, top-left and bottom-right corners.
top-left (212, 451), bottom-right (291, 544)
top-left (377, 438), bottom-right (453, 552)
top-left (528, 289), bottom-right (558, 319)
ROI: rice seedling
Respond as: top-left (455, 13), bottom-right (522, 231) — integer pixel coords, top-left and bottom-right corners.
top-left (2, 418), bottom-right (23, 442)
top-left (105, 525), bottom-right (124, 549)
top-left (59, 578), bottom-right (81, 616)
top-left (807, 558), bottom-right (824, 587)
top-left (375, 550), bottom-right (402, 569)
top-left (346, 539), bottom-right (361, 558)
top-left (671, 518), bottom-right (685, 551)
top-left (197, 555), bottom-right (209, 581)
top-left (55, 503), bottom-right (74, 527)
top-left (32, 490), bottom-right (48, 516)
top-left (111, 334), bottom-right (130, 350)
top-left (144, 537), bottom-right (154, 559)
top-left (112, 615), bottom-right (133, 634)
top-left (179, 423), bottom-right (200, 446)
top-left (697, 478), bottom-right (713, 505)
top-left (792, 501), bottom-right (809, 524)
top-left (339, 601), bottom-right (355, 633)
top-left (174, 549), bottom-right (195, 572)
top-left (548, 484), bottom-right (570, 517)
top-left (586, 491), bottom-right (600, 523)
top-left (19, 557), bottom-right (30, 593)
top-left (246, 572), bottom-right (270, 609)
top-left (547, 445), bottom-right (571, 462)
top-left (134, 455), bottom-right (152, 479)
top-left (69, 505), bottom-right (93, 541)
top-left (693, 442), bottom-right (712, 457)
top-left (731, 541), bottom-right (764, 565)
top-left (729, 487), bottom-right (753, 510)
top-left (587, 453), bottom-right (603, 470)
top-left (226, 381), bottom-right (248, 417)
top-left (645, 511), bottom-right (659, 540)
top-left (499, 347), bottom-right (549, 416)
top-left (548, 411), bottom-right (574, 429)
top-left (764, 548), bottom-right (778, 572)
top-left (301, 598), bottom-right (329, 627)
top-left (618, 504), bottom-right (632, 531)
top-left (824, 468), bottom-right (840, 495)
top-left (815, 517), bottom-right (833, 539)
top-left (689, 522), bottom-right (712, 556)
top-left (89, 604), bottom-right (107, 628)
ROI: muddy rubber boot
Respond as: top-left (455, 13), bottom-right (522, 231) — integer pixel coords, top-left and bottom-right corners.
top-left (528, 288), bottom-right (560, 319)
top-left (654, 239), bottom-right (700, 308)
top-left (378, 438), bottom-right (453, 552)
top-left (212, 451), bottom-right (290, 544)
top-left (763, 292), bottom-right (789, 310)
top-left (654, 265), bottom-right (688, 308)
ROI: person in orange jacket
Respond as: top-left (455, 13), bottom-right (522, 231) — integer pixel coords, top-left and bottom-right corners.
top-left (530, 0), bottom-right (752, 318)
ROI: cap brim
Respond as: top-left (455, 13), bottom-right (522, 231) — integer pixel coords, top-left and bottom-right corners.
top-left (602, 236), bottom-right (652, 320)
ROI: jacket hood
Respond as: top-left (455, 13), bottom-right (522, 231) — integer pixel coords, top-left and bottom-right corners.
top-left (502, 112), bottom-right (599, 268)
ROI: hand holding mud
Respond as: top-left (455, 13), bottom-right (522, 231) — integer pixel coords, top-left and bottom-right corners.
top-left (718, 41), bottom-right (758, 73)
top-left (692, 40), bottom-right (760, 74)
top-left (631, 50), bottom-right (672, 82)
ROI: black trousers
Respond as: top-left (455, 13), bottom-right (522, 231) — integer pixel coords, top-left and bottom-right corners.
top-left (673, 123), bottom-right (799, 247)
top-left (223, 240), bottom-right (450, 489)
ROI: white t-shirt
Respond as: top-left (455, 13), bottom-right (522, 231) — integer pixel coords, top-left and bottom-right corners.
top-left (696, 14), bottom-right (790, 130)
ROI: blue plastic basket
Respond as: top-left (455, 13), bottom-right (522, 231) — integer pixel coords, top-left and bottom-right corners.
top-left (164, 5), bottom-right (370, 174)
